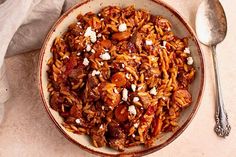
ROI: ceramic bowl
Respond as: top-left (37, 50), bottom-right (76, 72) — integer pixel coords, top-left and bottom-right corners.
top-left (39, 0), bottom-right (204, 156)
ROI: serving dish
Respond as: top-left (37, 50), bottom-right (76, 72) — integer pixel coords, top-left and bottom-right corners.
top-left (39, 0), bottom-right (204, 156)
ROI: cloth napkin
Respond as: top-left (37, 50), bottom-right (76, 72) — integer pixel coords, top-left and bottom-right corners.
top-left (0, 0), bottom-right (82, 121)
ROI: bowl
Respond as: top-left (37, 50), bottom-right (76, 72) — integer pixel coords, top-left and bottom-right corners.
top-left (39, 0), bottom-right (204, 156)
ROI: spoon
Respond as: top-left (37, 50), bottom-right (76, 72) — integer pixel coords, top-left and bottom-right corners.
top-left (196, 0), bottom-right (231, 137)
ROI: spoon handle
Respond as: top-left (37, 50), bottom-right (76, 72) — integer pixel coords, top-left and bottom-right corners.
top-left (212, 46), bottom-right (231, 137)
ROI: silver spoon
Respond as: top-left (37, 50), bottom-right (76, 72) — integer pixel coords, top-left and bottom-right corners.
top-left (196, 0), bottom-right (231, 137)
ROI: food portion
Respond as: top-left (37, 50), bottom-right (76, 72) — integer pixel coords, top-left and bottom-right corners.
top-left (47, 6), bottom-right (195, 151)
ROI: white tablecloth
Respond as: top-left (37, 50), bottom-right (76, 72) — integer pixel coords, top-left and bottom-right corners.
top-left (0, 0), bottom-right (235, 156)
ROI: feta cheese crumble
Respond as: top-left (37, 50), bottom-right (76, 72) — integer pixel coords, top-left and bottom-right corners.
top-left (160, 41), bottom-right (167, 49)
top-left (121, 64), bottom-right (125, 68)
top-left (84, 26), bottom-right (97, 43)
top-left (150, 87), bottom-right (157, 96)
top-left (133, 97), bottom-right (139, 102)
top-left (97, 33), bottom-right (102, 38)
top-left (91, 49), bottom-right (95, 54)
top-left (118, 23), bottom-right (127, 32)
top-left (131, 84), bottom-right (136, 92)
top-left (77, 52), bottom-right (81, 56)
top-left (102, 106), bottom-right (105, 110)
top-left (184, 47), bottom-right (191, 54)
top-left (83, 57), bottom-right (89, 66)
top-left (86, 44), bottom-right (91, 52)
top-left (134, 123), bottom-right (139, 128)
top-left (125, 73), bottom-right (130, 79)
top-left (187, 57), bottom-right (194, 65)
top-left (91, 70), bottom-right (100, 76)
top-left (145, 40), bottom-right (153, 46)
top-left (128, 105), bottom-right (137, 115)
top-left (114, 88), bottom-right (119, 94)
top-left (75, 119), bottom-right (81, 124)
top-left (100, 52), bottom-right (111, 60)
top-left (122, 88), bottom-right (128, 101)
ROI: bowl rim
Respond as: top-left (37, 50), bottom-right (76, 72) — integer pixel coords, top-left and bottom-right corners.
top-left (38, 0), bottom-right (205, 156)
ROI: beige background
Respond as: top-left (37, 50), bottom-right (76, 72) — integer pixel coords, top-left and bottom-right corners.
top-left (0, 0), bottom-right (236, 156)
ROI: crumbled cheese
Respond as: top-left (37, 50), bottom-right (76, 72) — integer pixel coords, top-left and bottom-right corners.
top-left (86, 44), bottom-right (91, 52)
top-left (118, 23), bottom-right (127, 32)
top-left (77, 22), bottom-right (81, 25)
top-left (114, 88), bottom-right (119, 94)
top-left (77, 52), bottom-right (81, 56)
top-left (91, 70), bottom-right (100, 76)
top-left (84, 26), bottom-right (97, 43)
top-left (132, 134), bottom-right (136, 138)
top-left (91, 49), bottom-right (95, 54)
top-left (99, 125), bottom-right (103, 129)
top-left (98, 13), bottom-right (101, 16)
top-left (83, 57), bottom-right (89, 66)
top-left (163, 41), bottom-right (167, 47)
top-left (128, 105), bottom-right (137, 115)
top-left (100, 18), bottom-right (104, 21)
top-left (100, 52), bottom-right (111, 60)
top-left (84, 27), bottom-right (92, 37)
top-left (167, 27), bottom-right (171, 31)
top-left (133, 97), bottom-right (139, 102)
top-left (150, 87), bottom-right (157, 96)
top-left (75, 119), bottom-right (81, 124)
top-left (132, 56), bottom-right (137, 59)
top-left (121, 64), bottom-right (125, 68)
top-left (97, 33), bottom-right (102, 38)
top-left (131, 84), bottom-right (136, 92)
top-left (160, 41), bottom-right (167, 49)
top-left (102, 106), bottom-right (105, 110)
top-left (122, 88), bottom-right (128, 101)
top-left (187, 56), bottom-right (194, 65)
top-left (145, 40), bottom-right (153, 46)
top-left (99, 62), bottom-right (104, 66)
top-left (125, 73), bottom-right (130, 79)
top-left (184, 47), bottom-right (191, 54)
top-left (134, 123), bottom-right (139, 128)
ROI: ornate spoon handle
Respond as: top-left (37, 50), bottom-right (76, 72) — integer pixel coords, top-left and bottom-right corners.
top-left (212, 46), bottom-right (231, 137)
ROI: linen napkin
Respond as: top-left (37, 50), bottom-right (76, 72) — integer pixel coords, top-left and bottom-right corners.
top-left (0, 0), bottom-right (80, 122)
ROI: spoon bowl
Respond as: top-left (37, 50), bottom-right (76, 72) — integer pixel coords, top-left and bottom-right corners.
top-left (196, 0), bottom-right (227, 46)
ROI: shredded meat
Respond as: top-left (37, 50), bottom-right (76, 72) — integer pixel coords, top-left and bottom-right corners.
top-left (90, 126), bottom-right (107, 147)
top-left (137, 92), bottom-right (152, 109)
top-left (107, 122), bottom-right (126, 151)
top-left (99, 83), bottom-right (121, 109)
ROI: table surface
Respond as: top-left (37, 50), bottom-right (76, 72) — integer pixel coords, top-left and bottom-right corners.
top-left (1, 0), bottom-right (236, 157)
